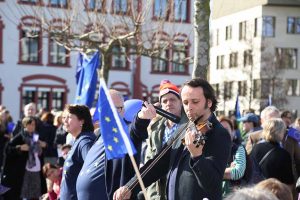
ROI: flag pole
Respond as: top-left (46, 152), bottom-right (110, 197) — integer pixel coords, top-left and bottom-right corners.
top-left (100, 78), bottom-right (149, 200)
top-left (128, 155), bottom-right (149, 200)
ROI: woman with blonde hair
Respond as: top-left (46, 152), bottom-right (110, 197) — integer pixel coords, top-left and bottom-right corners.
top-left (250, 118), bottom-right (294, 185)
top-left (255, 178), bottom-right (293, 200)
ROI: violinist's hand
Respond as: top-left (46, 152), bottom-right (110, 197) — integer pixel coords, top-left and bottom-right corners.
top-left (38, 140), bottom-right (47, 148)
top-left (113, 186), bottom-right (131, 200)
top-left (184, 128), bottom-right (203, 158)
top-left (17, 144), bottom-right (30, 151)
top-left (138, 101), bottom-right (156, 120)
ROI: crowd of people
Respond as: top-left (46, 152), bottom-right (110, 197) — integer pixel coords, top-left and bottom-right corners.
top-left (0, 77), bottom-right (299, 200)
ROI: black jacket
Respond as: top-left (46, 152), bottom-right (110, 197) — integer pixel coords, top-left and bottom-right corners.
top-left (127, 114), bottom-right (231, 200)
top-left (1, 131), bottom-right (47, 200)
top-left (105, 119), bottom-right (148, 200)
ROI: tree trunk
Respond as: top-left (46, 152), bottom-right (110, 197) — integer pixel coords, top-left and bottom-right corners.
top-left (100, 53), bottom-right (110, 83)
top-left (193, 0), bottom-right (210, 80)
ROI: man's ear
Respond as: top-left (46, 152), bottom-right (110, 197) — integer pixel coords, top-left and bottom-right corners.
top-left (207, 99), bottom-right (212, 109)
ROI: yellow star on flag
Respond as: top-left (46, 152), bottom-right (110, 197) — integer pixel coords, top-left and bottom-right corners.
top-left (105, 116), bottom-right (111, 122)
top-left (113, 137), bottom-right (119, 143)
top-left (112, 127), bottom-right (118, 133)
top-left (108, 145), bottom-right (113, 151)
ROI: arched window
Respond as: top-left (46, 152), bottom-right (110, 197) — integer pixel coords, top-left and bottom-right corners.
top-left (18, 16), bottom-right (43, 65)
top-left (19, 74), bottom-right (68, 115)
top-left (48, 19), bottom-right (70, 67)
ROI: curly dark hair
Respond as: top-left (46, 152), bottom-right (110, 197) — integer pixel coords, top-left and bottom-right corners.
top-left (182, 78), bottom-right (218, 112)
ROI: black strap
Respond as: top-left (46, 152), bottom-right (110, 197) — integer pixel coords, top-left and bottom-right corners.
top-left (259, 148), bottom-right (276, 166)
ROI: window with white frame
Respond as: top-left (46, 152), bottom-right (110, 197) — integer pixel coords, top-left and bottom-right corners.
top-left (225, 25), bottom-right (232, 40)
top-left (174, 0), bottom-right (188, 22)
top-left (20, 29), bottom-right (40, 63)
top-left (172, 41), bottom-right (188, 73)
top-left (275, 48), bottom-right (297, 69)
top-left (20, 75), bottom-right (68, 115)
top-left (286, 79), bottom-right (300, 96)
top-left (86, 0), bottom-right (104, 11)
top-left (287, 17), bottom-right (300, 34)
top-left (19, 0), bottom-right (40, 3)
top-left (229, 52), bottom-right (238, 68)
top-left (49, 0), bottom-right (68, 7)
top-left (253, 79), bottom-right (261, 99)
top-left (254, 18), bottom-right (258, 37)
top-left (216, 55), bottom-right (225, 69)
top-left (262, 16), bottom-right (275, 37)
top-left (154, 0), bottom-right (189, 22)
top-left (154, 0), bottom-right (168, 19)
top-left (239, 21), bottom-right (246, 40)
top-left (152, 48), bottom-right (168, 72)
top-left (216, 29), bottom-right (219, 46)
top-left (212, 83), bottom-right (220, 98)
top-left (111, 45), bottom-right (127, 69)
top-left (243, 50), bottom-right (252, 67)
top-left (113, 0), bottom-right (128, 14)
top-left (49, 38), bottom-right (68, 65)
top-left (224, 81), bottom-right (233, 99)
top-left (261, 79), bottom-right (271, 98)
top-left (238, 81), bottom-right (247, 97)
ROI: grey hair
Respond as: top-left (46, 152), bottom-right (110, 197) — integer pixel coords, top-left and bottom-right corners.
top-left (262, 118), bottom-right (286, 143)
top-left (225, 187), bottom-right (279, 200)
top-left (261, 106), bottom-right (280, 121)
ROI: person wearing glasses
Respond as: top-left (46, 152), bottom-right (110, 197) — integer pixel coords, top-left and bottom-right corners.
top-left (76, 89), bottom-right (148, 200)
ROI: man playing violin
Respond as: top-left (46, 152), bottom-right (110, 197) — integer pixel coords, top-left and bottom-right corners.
top-left (114, 78), bottom-right (231, 200)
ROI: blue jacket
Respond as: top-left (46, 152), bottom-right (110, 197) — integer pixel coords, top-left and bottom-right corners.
top-left (76, 118), bottom-right (148, 200)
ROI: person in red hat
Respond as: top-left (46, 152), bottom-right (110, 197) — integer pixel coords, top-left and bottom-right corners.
top-left (135, 79), bottom-right (188, 200)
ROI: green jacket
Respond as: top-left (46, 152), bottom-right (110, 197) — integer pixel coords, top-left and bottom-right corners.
top-left (144, 111), bottom-right (188, 200)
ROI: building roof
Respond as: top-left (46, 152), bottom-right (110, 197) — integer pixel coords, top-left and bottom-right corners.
top-left (212, 0), bottom-right (300, 19)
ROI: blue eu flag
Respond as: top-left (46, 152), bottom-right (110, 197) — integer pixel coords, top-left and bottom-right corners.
top-left (235, 94), bottom-right (241, 119)
top-left (74, 51), bottom-right (100, 108)
top-left (288, 127), bottom-right (300, 146)
top-left (97, 79), bottom-right (137, 160)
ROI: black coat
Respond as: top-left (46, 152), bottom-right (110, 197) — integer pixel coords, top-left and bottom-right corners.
top-left (1, 131), bottom-right (47, 200)
top-left (127, 114), bottom-right (231, 200)
top-left (105, 120), bottom-right (148, 200)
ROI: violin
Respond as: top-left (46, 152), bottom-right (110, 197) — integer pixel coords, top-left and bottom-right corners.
top-left (181, 119), bottom-right (212, 148)
top-left (126, 118), bottom-right (213, 191)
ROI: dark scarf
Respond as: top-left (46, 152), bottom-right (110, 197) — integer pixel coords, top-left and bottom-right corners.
top-left (23, 131), bottom-right (42, 169)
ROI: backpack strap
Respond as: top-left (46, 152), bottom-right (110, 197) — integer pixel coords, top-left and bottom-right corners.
top-left (258, 148), bottom-right (276, 166)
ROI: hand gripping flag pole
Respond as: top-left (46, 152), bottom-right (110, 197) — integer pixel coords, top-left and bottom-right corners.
top-left (98, 78), bottom-right (149, 200)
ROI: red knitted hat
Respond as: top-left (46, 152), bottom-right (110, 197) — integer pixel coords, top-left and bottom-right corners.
top-left (159, 80), bottom-right (180, 101)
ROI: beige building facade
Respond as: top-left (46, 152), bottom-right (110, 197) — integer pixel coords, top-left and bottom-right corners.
top-left (210, 0), bottom-right (300, 116)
